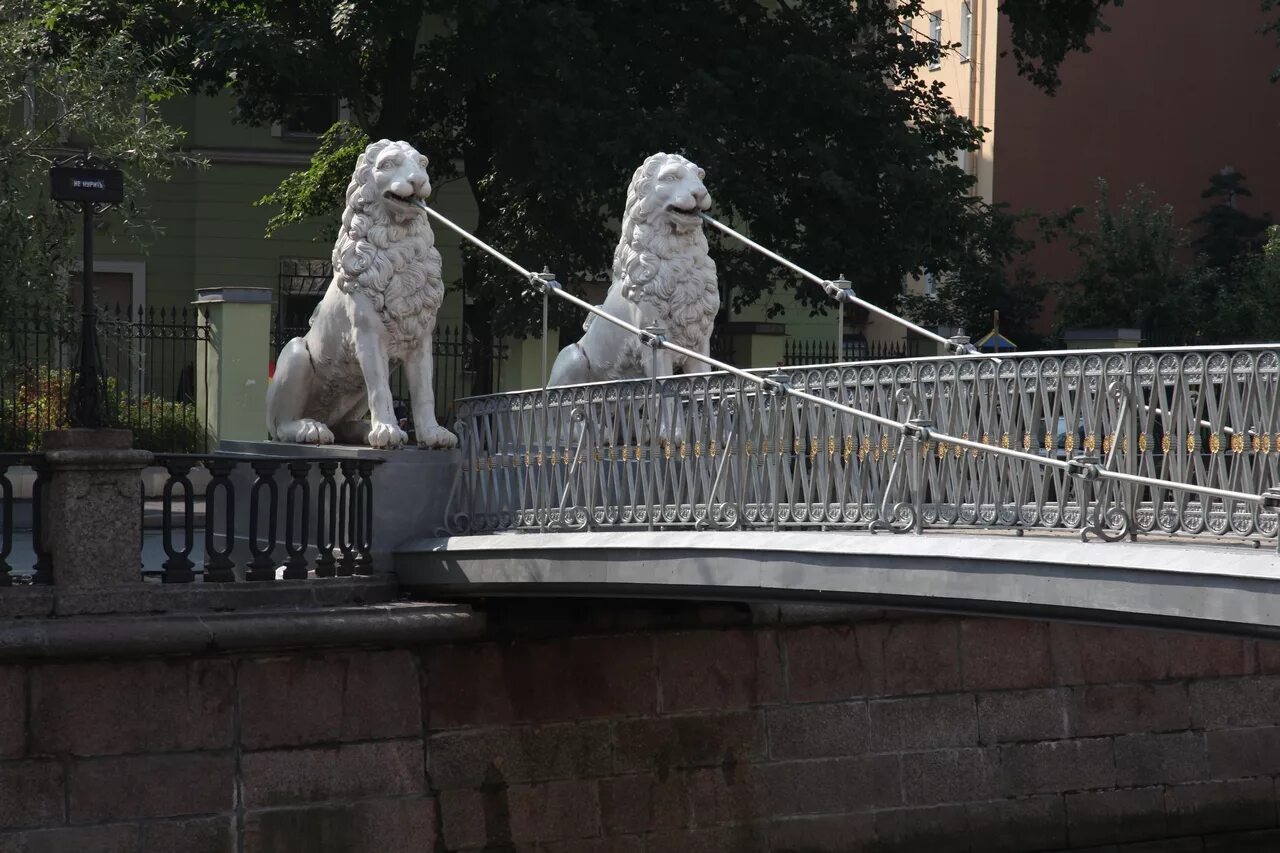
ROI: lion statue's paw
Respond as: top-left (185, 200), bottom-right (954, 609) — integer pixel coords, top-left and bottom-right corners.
top-left (416, 424), bottom-right (458, 450)
top-left (277, 418), bottom-right (335, 445)
top-left (368, 421), bottom-right (409, 449)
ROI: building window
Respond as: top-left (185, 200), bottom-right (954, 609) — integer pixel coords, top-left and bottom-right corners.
top-left (928, 11), bottom-right (942, 69)
top-left (923, 271), bottom-right (937, 296)
top-left (959, 2), bottom-right (972, 61)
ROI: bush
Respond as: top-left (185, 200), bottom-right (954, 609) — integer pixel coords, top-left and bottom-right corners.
top-left (0, 366), bottom-right (205, 452)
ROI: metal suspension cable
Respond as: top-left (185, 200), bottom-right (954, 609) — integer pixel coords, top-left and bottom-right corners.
top-left (419, 201), bottom-right (1268, 509)
top-left (699, 213), bottom-right (977, 355)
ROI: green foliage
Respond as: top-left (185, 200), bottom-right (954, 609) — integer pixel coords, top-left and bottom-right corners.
top-left (168, 0), bottom-right (996, 338)
top-left (898, 204), bottom-right (1075, 348)
top-left (0, 367), bottom-right (205, 452)
top-left (1190, 168), bottom-right (1272, 273)
top-left (258, 121), bottom-right (371, 237)
top-left (997, 0), bottom-right (1123, 95)
top-left (0, 1), bottom-right (198, 309)
top-left (1195, 225), bottom-right (1280, 344)
top-left (1053, 180), bottom-right (1214, 344)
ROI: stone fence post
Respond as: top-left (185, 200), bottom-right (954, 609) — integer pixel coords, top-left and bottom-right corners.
top-left (41, 429), bottom-right (151, 588)
top-left (196, 287), bottom-right (273, 445)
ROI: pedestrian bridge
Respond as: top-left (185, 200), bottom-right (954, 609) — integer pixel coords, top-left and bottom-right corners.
top-left (398, 342), bottom-right (1280, 636)
top-left (393, 206), bottom-right (1280, 634)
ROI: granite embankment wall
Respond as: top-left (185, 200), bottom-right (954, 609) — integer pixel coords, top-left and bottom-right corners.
top-left (5, 605), bottom-right (1280, 852)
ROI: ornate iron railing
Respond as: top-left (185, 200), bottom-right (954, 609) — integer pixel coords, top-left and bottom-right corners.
top-left (417, 198), bottom-right (1280, 548)
top-left (446, 345), bottom-right (1280, 544)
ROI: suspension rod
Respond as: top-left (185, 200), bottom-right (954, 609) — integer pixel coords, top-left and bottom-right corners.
top-left (420, 202), bottom-right (1265, 508)
top-left (699, 213), bottom-right (971, 353)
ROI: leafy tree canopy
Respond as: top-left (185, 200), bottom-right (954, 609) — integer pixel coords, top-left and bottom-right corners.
top-left (0, 1), bottom-right (195, 307)
top-left (55, 0), bottom-right (1011, 338)
top-left (1052, 180), bottom-right (1216, 344)
top-left (898, 206), bottom-right (1076, 349)
top-left (1190, 167), bottom-right (1272, 273)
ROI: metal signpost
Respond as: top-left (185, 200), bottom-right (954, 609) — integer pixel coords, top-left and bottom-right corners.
top-left (49, 155), bottom-right (124, 428)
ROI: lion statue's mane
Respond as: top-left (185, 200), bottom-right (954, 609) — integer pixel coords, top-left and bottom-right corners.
top-left (334, 141), bottom-right (444, 349)
top-left (607, 154), bottom-right (718, 352)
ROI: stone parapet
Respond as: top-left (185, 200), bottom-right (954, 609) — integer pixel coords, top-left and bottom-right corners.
top-left (40, 429), bottom-right (151, 589)
top-left (3, 604), bottom-right (1280, 850)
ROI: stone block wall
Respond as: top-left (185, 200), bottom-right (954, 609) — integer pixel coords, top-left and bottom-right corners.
top-left (6, 609), bottom-right (1280, 850)
top-left (0, 650), bottom-right (433, 853)
top-left (421, 615), bottom-right (1280, 852)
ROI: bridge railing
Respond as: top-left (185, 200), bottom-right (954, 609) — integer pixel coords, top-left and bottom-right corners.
top-left (446, 344), bottom-right (1280, 543)
top-left (416, 200), bottom-right (1280, 546)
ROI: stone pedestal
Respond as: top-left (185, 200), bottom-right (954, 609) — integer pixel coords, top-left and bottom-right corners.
top-left (41, 429), bottom-right (151, 588)
top-left (196, 287), bottom-right (273, 445)
top-left (218, 440), bottom-right (461, 572)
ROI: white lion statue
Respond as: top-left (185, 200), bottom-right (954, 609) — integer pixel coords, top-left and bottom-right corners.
top-left (266, 139), bottom-right (457, 449)
top-left (548, 152), bottom-right (718, 386)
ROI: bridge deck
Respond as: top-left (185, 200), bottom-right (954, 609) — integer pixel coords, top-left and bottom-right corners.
top-left (396, 529), bottom-right (1280, 636)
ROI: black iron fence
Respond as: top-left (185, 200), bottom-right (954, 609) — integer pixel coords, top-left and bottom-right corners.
top-left (270, 321), bottom-right (508, 429)
top-left (784, 336), bottom-right (922, 366)
top-left (0, 452), bottom-right (381, 586)
top-left (150, 454), bottom-right (379, 583)
top-left (0, 303), bottom-right (208, 452)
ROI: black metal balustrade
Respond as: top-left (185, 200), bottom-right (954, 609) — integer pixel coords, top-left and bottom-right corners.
top-left (0, 453), bottom-right (51, 586)
top-left (149, 454), bottom-right (380, 583)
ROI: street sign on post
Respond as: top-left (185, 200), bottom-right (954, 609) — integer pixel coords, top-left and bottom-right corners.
top-left (49, 165), bottom-right (123, 205)
top-left (49, 155), bottom-right (124, 430)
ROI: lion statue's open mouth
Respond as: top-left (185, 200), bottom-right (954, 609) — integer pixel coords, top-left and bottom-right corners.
top-left (265, 139), bottom-right (458, 451)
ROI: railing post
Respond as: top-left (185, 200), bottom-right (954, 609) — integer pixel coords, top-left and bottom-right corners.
top-left (245, 459), bottom-right (281, 581)
top-left (203, 457), bottom-right (236, 582)
top-left (315, 461), bottom-right (339, 577)
top-left (158, 456), bottom-right (197, 583)
top-left (282, 460), bottom-right (311, 580)
top-left (353, 459), bottom-right (376, 574)
top-left (336, 459), bottom-right (358, 576)
top-left (0, 460), bottom-right (13, 586)
top-left (766, 370), bottom-right (790, 532)
top-left (30, 456), bottom-right (52, 585)
top-left (642, 324), bottom-right (666, 532)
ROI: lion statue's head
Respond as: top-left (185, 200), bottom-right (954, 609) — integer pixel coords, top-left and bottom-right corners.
top-left (335, 140), bottom-right (442, 307)
top-left (344, 139), bottom-right (433, 223)
top-left (611, 152), bottom-right (718, 351)
top-left (619, 152), bottom-right (712, 242)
